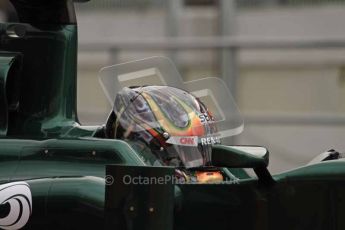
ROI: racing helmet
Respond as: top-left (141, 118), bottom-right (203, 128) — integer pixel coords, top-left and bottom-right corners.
top-left (105, 85), bottom-right (220, 169)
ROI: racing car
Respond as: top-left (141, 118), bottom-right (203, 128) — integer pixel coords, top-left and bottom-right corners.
top-left (0, 1), bottom-right (344, 230)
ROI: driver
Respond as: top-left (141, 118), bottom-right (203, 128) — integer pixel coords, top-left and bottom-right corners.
top-left (105, 85), bottom-right (223, 183)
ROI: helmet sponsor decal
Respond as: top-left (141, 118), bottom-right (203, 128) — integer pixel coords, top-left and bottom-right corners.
top-left (166, 136), bottom-right (221, 146)
top-left (0, 182), bottom-right (32, 230)
top-left (200, 136), bottom-right (221, 146)
top-left (166, 136), bottom-right (198, 147)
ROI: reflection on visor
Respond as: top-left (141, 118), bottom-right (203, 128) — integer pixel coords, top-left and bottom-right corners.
top-left (115, 86), bottom-right (211, 139)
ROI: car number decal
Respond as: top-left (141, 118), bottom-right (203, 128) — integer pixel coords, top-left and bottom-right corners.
top-left (0, 182), bottom-right (32, 230)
